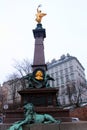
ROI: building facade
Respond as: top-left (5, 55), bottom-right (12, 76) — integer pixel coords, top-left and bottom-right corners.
top-left (47, 54), bottom-right (86, 106)
top-left (1, 54), bottom-right (87, 108)
top-left (2, 79), bottom-right (22, 108)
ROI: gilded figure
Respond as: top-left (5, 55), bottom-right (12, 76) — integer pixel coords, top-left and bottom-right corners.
top-left (35, 70), bottom-right (43, 80)
top-left (35, 5), bottom-right (47, 23)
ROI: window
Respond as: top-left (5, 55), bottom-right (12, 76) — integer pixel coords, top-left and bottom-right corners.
top-left (55, 72), bottom-right (58, 77)
top-left (65, 68), bottom-right (68, 74)
top-left (56, 78), bottom-right (59, 86)
top-left (65, 62), bottom-right (67, 68)
top-left (51, 73), bottom-right (54, 78)
top-left (66, 75), bottom-right (69, 82)
top-left (61, 85), bottom-right (65, 88)
top-left (60, 70), bottom-right (63, 76)
top-left (55, 66), bottom-right (58, 71)
top-left (61, 77), bottom-right (64, 84)
top-left (69, 60), bottom-right (72, 66)
top-left (70, 73), bottom-right (74, 80)
top-left (70, 66), bottom-right (73, 72)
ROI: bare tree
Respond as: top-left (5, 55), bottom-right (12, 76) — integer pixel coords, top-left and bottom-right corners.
top-left (66, 81), bottom-right (77, 105)
top-left (13, 58), bottom-right (32, 77)
top-left (12, 58), bottom-right (32, 89)
top-left (5, 58), bottom-right (32, 108)
top-left (66, 80), bottom-right (87, 107)
top-left (7, 73), bottom-right (20, 80)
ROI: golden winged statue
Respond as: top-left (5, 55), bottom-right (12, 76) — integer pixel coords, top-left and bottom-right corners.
top-left (35, 5), bottom-right (47, 23)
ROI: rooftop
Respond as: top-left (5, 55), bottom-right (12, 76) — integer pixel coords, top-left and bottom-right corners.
top-left (47, 54), bottom-right (84, 70)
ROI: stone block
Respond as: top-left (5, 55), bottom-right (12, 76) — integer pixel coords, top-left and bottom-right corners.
top-left (60, 122), bottom-right (87, 130)
top-left (1, 122), bottom-right (87, 130)
top-left (0, 124), bottom-right (12, 130)
top-left (29, 123), bottom-right (59, 130)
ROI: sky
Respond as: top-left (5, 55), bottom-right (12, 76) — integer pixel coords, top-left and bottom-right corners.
top-left (0, 0), bottom-right (87, 83)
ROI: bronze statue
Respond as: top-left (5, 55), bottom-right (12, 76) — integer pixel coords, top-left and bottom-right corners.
top-left (24, 69), bottom-right (54, 89)
top-left (35, 5), bottom-right (47, 23)
top-left (7, 103), bottom-right (60, 130)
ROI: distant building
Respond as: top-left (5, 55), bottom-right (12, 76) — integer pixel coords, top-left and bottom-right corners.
top-left (2, 54), bottom-right (87, 108)
top-left (47, 54), bottom-right (86, 106)
top-left (2, 79), bottom-right (22, 106)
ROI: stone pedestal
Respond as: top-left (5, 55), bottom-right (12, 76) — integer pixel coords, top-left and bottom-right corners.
top-left (18, 88), bottom-right (58, 107)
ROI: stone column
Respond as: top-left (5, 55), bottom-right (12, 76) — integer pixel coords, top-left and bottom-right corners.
top-left (32, 24), bottom-right (47, 71)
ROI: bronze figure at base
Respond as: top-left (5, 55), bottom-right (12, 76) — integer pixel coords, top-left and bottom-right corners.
top-left (7, 103), bottom-right (61, 130)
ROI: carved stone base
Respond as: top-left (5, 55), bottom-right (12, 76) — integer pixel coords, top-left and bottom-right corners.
top-left (18, 88), bottom-right (58, 107)
top-left (4, 88), bottom-right (70, 123)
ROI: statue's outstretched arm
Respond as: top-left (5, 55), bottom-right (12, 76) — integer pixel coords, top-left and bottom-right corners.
top-left (37, 7), bottom-right (39, 13)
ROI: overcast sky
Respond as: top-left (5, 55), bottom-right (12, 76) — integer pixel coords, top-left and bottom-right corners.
top-left (0, 0), bottom-right (87, 83)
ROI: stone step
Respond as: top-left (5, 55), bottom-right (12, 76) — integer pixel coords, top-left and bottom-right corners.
top-left (3, 116), bottom-right (77, 123)
top-left (0, 122), bottom-right (87, 130)
top-left (3, 117), bottom-right (23, 123)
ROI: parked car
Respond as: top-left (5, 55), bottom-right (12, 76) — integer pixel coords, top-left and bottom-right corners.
top-left (72, 117), bottom-right (79, 122)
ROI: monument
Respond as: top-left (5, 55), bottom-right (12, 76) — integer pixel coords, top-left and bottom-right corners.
top-left (18, 5), bottom-right (60, 117)
top-left (4, 5), bottom-right (70, 124)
